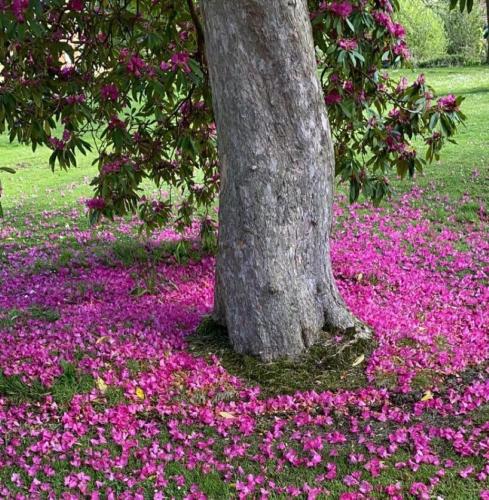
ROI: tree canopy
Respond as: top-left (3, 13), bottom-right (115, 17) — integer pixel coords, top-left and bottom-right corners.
top-left (0, 1), bottom-right (467, 226)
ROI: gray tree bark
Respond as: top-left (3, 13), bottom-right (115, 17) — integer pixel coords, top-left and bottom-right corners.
top-left (201, 0), bottom-right (357, 361)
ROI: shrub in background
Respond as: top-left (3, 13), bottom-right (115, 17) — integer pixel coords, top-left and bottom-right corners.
top-left (425, 0), bottom-right (485, 64)
top-left (396, 0), bottom-right (448, 63)
top-left (441, 3), bottom-right (484, 62)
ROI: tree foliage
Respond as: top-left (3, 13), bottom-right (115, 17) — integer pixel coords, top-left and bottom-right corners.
top-left (0, 1), bottom-right (466, 227)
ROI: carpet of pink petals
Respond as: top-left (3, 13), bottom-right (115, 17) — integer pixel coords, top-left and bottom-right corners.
top-left (0, 188), bottom-right (488, 499)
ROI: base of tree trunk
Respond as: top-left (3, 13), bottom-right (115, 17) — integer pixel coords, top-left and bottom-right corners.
top-left (206, 313), bottom-right (373, 363)
top-left (212, 259), bottom-right (372, 362)
top-left (211, 301), bottom-right (373, 364)
top-left (188, 316), bottom-right (375, 396)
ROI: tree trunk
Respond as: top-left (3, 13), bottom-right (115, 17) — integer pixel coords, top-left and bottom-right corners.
top-left (201, 0), bottom-right (356, 361)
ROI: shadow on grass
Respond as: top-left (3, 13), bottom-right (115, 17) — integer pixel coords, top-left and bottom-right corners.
top-left (187, 317), bottom-right (376, 397)
top-left (455, 85), bottom-right (489, 97)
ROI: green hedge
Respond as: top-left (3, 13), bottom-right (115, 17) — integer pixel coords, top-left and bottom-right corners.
top-left (416, 54), bottom-right (482, 68)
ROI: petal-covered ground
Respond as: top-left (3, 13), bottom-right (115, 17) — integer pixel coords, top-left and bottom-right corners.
top-left (0, 189), bottom-right (488, 499)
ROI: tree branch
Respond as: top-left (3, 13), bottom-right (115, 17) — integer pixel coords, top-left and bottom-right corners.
top-left (186, 0), bottom-right (206, 70)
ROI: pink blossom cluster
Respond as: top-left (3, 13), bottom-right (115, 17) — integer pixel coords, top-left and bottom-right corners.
top-left (338, 38), bottom-right (358, 52)
top-left (320, 1), bottom-right (354, 18)
top-left (100, 157), bottom-right (131, 176)
top-left (438, 94), bottom-right (459, 113)
top-left (47, 129), bottom-right (72, 151)
top-left (161, 52), bottom-right (192, 74)
top-left (100, 83), bottom-right (119, 102)
top-left (65, 94), bottom-right (86, 105)
top-left (67, 0), bottom-right (84, 12)
top-left (85, 197), bottom-right (106, 210)
top-left (11, 0), bottom-right (29, 22)
top-left (373, 11), bottom-right (406, 39)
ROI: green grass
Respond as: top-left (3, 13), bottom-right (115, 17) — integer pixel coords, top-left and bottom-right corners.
top-left (0, 362), bottom-right (95, 405)
top-left (0, 306), bottom-right (61, 330)
top-left (0, 132), bottom-right (97, 213)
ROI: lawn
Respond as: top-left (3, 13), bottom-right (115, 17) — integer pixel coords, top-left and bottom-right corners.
top-left (0, 66), bottom-right (488, 499)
